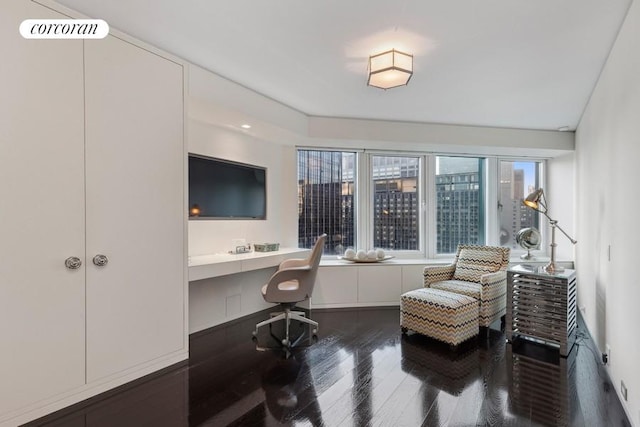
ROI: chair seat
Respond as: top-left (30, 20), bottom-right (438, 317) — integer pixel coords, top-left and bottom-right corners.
top-left (430, 280), bottom-right (482, 300)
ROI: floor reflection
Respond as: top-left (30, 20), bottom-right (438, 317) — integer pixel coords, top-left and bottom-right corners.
top-left (260, 355), bottom-right (323, 426)
top-left (27, 308), bottom-right (629, 427)
top-left (507, 340), bottom-right (578, 426)
top-left (400, 334), bottom-right (481, 396)
top-left (400, 333), bottom-right (485, 425)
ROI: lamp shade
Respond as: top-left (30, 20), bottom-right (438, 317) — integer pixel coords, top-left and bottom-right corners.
top-left (368, 49), bottom-right (413, 89)
top-left (523, 188), bottom-right (545, 211)
top-left (522, 187), bottom-right (576, 273)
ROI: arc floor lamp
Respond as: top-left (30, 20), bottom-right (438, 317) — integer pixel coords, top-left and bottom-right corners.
top-left (523, 188), bottom-right (577, 274)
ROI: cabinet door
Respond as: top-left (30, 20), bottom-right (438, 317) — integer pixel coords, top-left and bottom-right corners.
top-left (401, 265), bottom-right (426, 293)
top-left (357, 266), bottom-right (402, 303)
top-left (311, 267), bottom-right (358, 305)
top-left (0, 0), bottom-right (85, 416)
top-left (84, 36), bottom-right (185, 381)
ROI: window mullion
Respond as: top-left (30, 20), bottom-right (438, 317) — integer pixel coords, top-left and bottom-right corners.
top-left (356, 152), bottom-right (370, 252)
top-left (486, 157), bottom-right (499, 246)
top-left (425, 155), bottom-right (436, 258)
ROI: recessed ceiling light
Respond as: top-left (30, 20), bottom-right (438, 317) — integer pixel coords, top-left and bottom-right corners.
top-left (241, 124), bottom-right (251, 129)
top-left (557, 126), bottom-right (570, 132)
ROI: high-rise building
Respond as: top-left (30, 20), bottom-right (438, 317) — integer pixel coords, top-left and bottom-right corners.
top-left (297, 150), bottom-right (355, 254)
top-left (499, 162), bottom-right (538, 248)
top-left (372, 156), bottom-right (419, 250)
top-left (298, 152), bottom-right (487, 254)
top-left (435, 170), bottom-right (481, 253)
top-left (435, 157), bottom-right (482, 253)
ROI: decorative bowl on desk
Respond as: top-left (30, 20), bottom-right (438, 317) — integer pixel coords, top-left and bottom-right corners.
top-left (339, 248), bottom-right (394, 263)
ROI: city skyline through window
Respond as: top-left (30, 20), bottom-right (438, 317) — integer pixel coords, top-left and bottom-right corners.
top-left (297, 150), bottom-right (355, 255)
top-left (499, 160), bottom-right (541, 249)
top-left (372, 155), bottom-right (420, 251)
top-left (435, 156), bottom-right (484, 253)
top-left (297, 150), bottom-right (543, 257)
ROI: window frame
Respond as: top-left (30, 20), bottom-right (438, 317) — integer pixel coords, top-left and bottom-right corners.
top-left (494, 157), bottom-right (546, 258)
top-left (431, 154), bottom-right (487, 257)
top-left (296, 148), bottom-right (359, 256)
top-left (365, 152), bottom-right (425, 259)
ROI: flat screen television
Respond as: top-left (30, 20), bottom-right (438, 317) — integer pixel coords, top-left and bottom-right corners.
top-left (188, 154), bottom-right (267, 219)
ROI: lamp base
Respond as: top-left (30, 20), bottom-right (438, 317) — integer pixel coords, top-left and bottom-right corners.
top-left (543, 261), bottom-right (565, 275)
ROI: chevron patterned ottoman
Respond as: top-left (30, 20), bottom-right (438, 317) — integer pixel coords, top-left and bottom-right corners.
top-left (400, 288), bottom-right (479, 346)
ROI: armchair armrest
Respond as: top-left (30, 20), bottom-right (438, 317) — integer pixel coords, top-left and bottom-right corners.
top-left (478, 270), bottom-right (507, 327)
top-left (479, 270), bottom-right (506, 287)
top-left (423, 264), bottom-right (455, 287)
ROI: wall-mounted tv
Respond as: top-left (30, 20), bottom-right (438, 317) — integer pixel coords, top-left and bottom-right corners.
top-left (188, 154), bottom-right (266, 219)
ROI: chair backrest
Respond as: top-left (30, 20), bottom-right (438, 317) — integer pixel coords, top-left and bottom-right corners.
top-left (263, 234), bottom-right (326, 304)
top-left (300, 234), bottom-right (326, 296)
top-left (452, 244), bottom-right (510, 283)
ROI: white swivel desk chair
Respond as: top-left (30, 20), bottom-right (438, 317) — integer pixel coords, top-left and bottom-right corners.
top-left (253, 234), bottom-right (326, 348)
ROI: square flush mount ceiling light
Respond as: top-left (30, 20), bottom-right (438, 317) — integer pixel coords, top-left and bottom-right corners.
top-left (367, 49), bottom-right (413, 89)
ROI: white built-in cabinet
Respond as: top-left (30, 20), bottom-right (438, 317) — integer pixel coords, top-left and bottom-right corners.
top-left (311, 264), bottom-right (427, 308)
top-left (83, 33), bottom-right (185, 383)
top-left (0, 1), bottom-right (186, 425)
top-left (311, 262), bottom-right (573, 308)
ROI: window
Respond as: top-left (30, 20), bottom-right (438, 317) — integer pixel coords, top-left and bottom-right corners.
top-left (297, 149), bottom-right (544, 259)
top-left (498, 160), bottom-right (541, 250)
top-left (371, 155), bottom-right (420, 251)
top-left (297, 150), bottom-right (356, 255)
top-left (436, 156), bottom-right (484, 254)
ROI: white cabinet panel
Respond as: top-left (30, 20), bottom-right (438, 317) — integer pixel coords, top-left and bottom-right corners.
top-left (0, 0), bottom-right (85, 416)
top-left (401, 265), bottom-right (426, 294)
top-left (1, 4), bottom-right (186, 424)
top-left (358, 266), bottom-right (402, 303)
top-left (84, 35), bottom-right (185, 382)
top-left (312, 267), bottom-right (358, 305)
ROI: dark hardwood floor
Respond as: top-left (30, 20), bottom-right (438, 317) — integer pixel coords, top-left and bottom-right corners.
top-left (27, 307), bottom-right (630, 427)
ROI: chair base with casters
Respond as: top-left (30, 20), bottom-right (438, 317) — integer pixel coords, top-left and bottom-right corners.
top-left (252, 303), bottom-right (318, 347)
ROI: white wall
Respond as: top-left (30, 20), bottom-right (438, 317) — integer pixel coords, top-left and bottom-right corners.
top-left (187, 120), bottom-right (299, 332)
top-left (547, 152), bottom-right (576, 262)
top-left (187, 65), bottom-right (299, 332)
top-left (307, 116), bottom-right (574, 158)
top-left (187, 120), bottom-right (297, 255)
top-left (576, 0), bottom-right (640, 424)
top-left (187, 64), bottom-right (300, 257)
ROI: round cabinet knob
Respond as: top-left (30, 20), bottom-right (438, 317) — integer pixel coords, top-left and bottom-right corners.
top-left (65, 256), bottom-right (82, 270)
top-left (93, 254), bottom-right (109, 267)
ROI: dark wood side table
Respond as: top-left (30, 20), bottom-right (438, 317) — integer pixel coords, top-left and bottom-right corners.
top-left (506, 265), bottom-right (577, 357)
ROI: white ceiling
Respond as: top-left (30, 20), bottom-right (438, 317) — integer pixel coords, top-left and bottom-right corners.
top-left (56, 0), bottom-right (632, 131)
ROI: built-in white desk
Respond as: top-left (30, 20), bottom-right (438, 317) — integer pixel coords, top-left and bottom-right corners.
top-left (188, 247), bottom-right (310, 281)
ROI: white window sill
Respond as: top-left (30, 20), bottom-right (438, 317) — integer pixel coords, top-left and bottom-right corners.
top-left (320, 256), bottom-right (574, 268)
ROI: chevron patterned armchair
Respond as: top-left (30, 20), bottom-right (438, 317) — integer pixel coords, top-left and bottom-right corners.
top-left (424, 244), bottom-right (510, 328)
